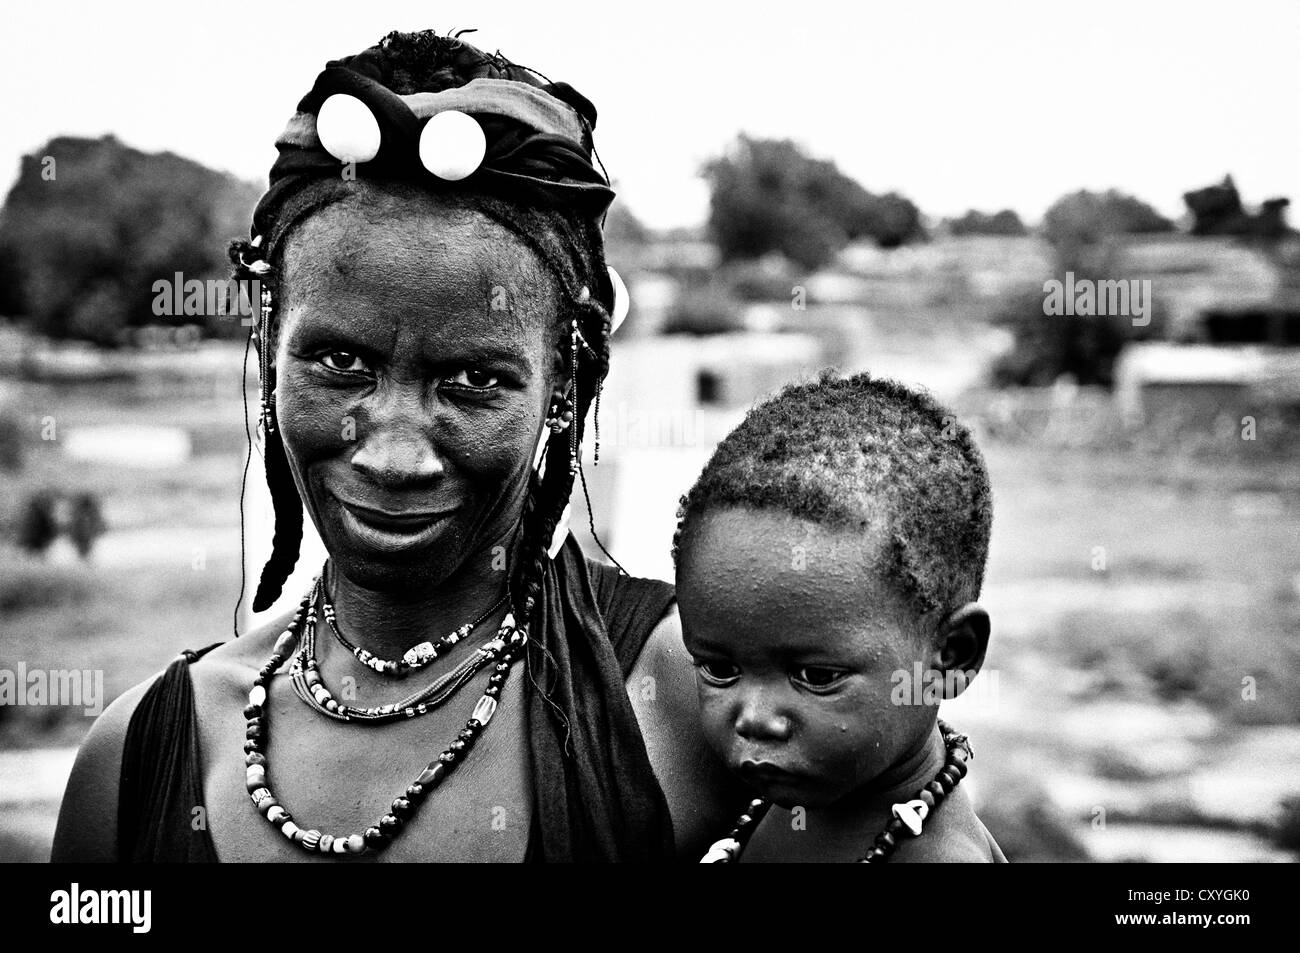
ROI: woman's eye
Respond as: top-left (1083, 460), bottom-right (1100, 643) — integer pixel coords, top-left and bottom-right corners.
top-left (446, 368), bottom-right (500, 389)
top-left (319, 351), bottom-right (371, 374)
top-left (794, 667), bottom-right (848, 689)
top-left (696, 659), bottom-right (741, 686)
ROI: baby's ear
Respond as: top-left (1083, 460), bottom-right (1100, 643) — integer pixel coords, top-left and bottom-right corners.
top-left (929, 603), bottom-right (990, 700)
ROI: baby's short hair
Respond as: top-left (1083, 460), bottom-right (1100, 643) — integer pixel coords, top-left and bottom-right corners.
top-left (673, 371), bottom-right (993, 616)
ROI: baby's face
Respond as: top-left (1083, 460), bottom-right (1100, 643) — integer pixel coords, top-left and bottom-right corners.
top-left (677, 506), bottom-right (935, 809)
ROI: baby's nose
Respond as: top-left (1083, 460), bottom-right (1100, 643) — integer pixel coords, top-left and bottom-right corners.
top-left (734, 689), bottom-right (793, 742)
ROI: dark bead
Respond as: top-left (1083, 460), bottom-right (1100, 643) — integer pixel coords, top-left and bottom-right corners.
top-left (869, 847), bottom-right (887, 860)
top-left (406, 783), bottom-right (425, 801)
top-left (243, 704), bottom-right (262, 720)
top-left (466, 719), bottom-right (482, 730)
top-left (875, 831), bottom-right (896, 850)
top-left (488, 674), bottom-right (506, 687)
top-left (885, 817), bottom-right (907, 837)
top-left (363, 827), bottom-right (388, 849)
top-left (918, 789), bottom-right (936, 809)
top-left (379, 814), bottom-right (402, 834)
top-left (246, 752), bottom-right (267, 767)
top-left (495, 662), bottom-right (509, 674)
top-left (457, 729), bottom-right (475, 743)
top-left (950, 758), bottom-right (968, 778)
top-left (391, 797), bottom-right (413, 819)
top-left (252, 676), bottom-right (266, 688)
top-left (449, 740), bottom-right (466, 753)
top-left (243, 740), bottom-right (259, 754)
top-left (439, 750), bottom-right (457, 764)
top-left (275, 811), bottom-right (292, 827)
top-left (926, 781), bottom-right (946, 800)
top-left (484, 686), bottom-right (500, 699)
top-left (246, 724), bottom-right (263, 740)
top-left (938, 770), bottom-right (957, 792)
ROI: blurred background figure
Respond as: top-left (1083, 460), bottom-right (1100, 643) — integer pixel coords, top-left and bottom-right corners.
top-left (17, 491), bottom-right (58, 557)
top-left (68, 492), bottom-right (105, 560)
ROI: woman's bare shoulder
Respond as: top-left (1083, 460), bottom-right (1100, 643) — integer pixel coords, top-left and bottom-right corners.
top-left (627, 603), bottom-right (751, 859)
top-left (51, 672), bottom-right (158, 862)
top-left (184, 608), bottom-right (295, 699)
top-left (49, 609), bottom-right (295, 862)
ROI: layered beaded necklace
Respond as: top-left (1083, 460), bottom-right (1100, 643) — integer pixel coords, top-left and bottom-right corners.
top-left (291, 579), bottom-right (512, 724)
top-left (243, 572), bottom-right (527, 857)
top-left (700, 720), bottom-right (974, 863)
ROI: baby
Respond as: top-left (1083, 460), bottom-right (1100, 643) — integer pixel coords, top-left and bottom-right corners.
top-left (673, 372), bottom-right (1006, 862)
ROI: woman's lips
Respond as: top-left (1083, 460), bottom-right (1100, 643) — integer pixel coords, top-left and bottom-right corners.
top-left (335, 497), bottom-right (457, 554)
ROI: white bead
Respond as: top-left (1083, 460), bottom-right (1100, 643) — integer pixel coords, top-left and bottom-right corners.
top-left (281, 821), bottom-right (300, 840)
top-left (248, 686), bottom-right (266, 707)
top-left (891, 799), bottom-right (929, 836)
top-left (418, 110), bottom-right (486, 181)
top-left (332, 837), bottom-right (348, 854)
top-left (700, 838), bottom-right (740, 863)
top-left (607, 266), bottom-right (630, 334)
top-left (316, 93), bottom-right (382, 164)
top-left (472, 695), bottom-right (498, 726)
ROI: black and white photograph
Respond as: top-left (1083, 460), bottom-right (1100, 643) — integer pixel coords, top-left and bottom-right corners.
top-left (0, 0), bottom-right (1294, 928)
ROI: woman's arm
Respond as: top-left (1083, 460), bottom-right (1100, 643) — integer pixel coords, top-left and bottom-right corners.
top-left (627, 604), bottom-right (751, 860)
top-left (50, 676), bottom-right (155, 862)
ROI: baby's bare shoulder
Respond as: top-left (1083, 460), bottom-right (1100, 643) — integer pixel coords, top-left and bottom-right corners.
top-left (891, 789), bottom-right (1000, 863)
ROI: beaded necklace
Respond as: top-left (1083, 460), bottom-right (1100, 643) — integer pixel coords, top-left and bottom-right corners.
top-left (700, 720), bottom-right (974, 863)
top-left (243, 576), bottom-right (528, 857)
top-left (291, 579), bottom-right (511, 724)
top-left (324, 585), bottom-right (509, 677)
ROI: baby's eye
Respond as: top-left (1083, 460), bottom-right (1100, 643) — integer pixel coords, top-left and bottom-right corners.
top-left (695, 659), bottom-right (741, 686)
top-left (446, 368), bottom-right (500, 389)
top-left (793, 666), bottom-right (849, 690)
top-left (319, 351), bottom-right (372, 374)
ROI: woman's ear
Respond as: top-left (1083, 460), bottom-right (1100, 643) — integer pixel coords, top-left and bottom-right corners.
top-left (929, 603), bottom-right (990, 700)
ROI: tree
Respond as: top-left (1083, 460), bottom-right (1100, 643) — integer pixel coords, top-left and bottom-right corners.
top-left (947, 208), bottom-right (1027, 236)
top-left (702, 135), bottom-right (922, 271)
top-left (0, 135), bottom-right (261, 345)
top-left (1041, 188), bottom-right (1173, 251)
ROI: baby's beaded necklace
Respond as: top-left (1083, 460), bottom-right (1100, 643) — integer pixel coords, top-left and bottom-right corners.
top-left (701, 720), bottom-right (974, 863)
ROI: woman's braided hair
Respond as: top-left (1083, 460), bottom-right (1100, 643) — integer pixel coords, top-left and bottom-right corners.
top-left (229, 30), bottom-right (614, 632)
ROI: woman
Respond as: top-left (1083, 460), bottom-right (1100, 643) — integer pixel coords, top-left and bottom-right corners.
top-left (52, 29), bottom-right (738, 862)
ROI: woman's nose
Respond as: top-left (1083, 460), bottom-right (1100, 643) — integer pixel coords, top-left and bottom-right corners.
top-left (733, 686), bottom-right (793, 743)
top-left (349, 390), bottom-right (444, 487)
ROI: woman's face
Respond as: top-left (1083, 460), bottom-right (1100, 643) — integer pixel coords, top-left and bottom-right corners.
top-left (274, 189), bottom-right (562, 593)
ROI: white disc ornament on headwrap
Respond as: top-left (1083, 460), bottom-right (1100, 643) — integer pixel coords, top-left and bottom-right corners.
top-left (419, 110), bottom-right (487, 181)
top-left (315, 94), bottom-right (382, 164)
top-left (607, 266), bottom-right (629, 334)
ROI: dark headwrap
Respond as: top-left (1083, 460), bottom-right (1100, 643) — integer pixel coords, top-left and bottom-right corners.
top-left (238, 32), bottom-right (674, 862)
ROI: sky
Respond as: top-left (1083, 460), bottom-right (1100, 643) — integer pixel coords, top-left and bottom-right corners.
top-left (2, 0), bottom-right (1298, 230)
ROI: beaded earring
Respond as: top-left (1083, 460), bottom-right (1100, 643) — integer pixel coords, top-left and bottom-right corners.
top-left (567, 318), bottom-right (581, 475)
top-left (545, 390), bottom-right (574, 435)
top-left (258, 286), bottom-right (277, 436)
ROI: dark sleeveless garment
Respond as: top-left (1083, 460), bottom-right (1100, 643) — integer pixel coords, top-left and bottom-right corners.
top-left (117, 537), bottom-right (677, 862)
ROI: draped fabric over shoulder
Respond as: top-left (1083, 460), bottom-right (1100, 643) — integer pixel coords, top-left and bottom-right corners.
top-left (117, 536), bottom-right (676, 863)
